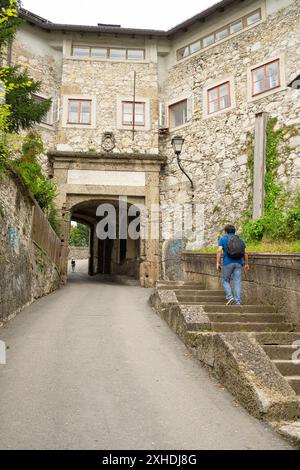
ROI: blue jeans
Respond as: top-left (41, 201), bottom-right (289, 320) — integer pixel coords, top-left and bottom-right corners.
top-left (222, 263), bottom-right (243, 304)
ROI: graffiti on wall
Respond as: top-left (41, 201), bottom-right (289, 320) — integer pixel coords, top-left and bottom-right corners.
top-left (7, 225), bottom-right (20, 253)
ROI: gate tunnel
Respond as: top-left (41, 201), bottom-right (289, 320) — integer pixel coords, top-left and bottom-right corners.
top-left (70, 199), bottom-right (141, 280)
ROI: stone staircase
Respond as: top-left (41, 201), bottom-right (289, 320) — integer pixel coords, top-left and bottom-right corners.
top-left (259, 335), bottom-right (300, 398)
top-left (172, 284), bottom-right (295, 333)
top-left (151, 281), bottom-right (300, 445)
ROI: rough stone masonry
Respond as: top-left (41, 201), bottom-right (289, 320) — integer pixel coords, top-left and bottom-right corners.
top-left (4, 0), bottom-right (300, 285)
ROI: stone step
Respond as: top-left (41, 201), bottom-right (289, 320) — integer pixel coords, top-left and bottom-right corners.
top-left (203, 305), bottom-right (277, 313)
top-left (180, 301), bottom-right (227, 306)
top-left (256, 332), bottom-right (300, 345)
top-left (177, 295), bottom-right (226, 303)
top-left (272, 360), bottom-right (300, 376)
top-left (174, 289), bottom-right (225, 299)
top-left (156, 283), bottom-right (205, 290)
top-left (286, 377), bottom-right (300, 395)
top-left (208, 313), bottom-right (286, 323)
top-left (210, 322), bottom-right (294, 333)
top-left (263, 345), bottom-right (297, 360)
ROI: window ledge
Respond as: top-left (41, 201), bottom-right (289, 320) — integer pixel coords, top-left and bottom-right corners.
top-left (248, 85), bottom-right (287, 103)
top-left (203, 105), bottom-right (236, 119)
top-left (169, 121), bottom-right (191, 133)
top-left (65, 56), bottom-right (148, 65)
top-left (38, 122), bottom-right (55, 131)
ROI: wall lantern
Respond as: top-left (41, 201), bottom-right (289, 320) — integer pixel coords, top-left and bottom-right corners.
top-left (171, 135), bottom-right (194, 191)
top-left (171, 135), bottom-right (185, 155)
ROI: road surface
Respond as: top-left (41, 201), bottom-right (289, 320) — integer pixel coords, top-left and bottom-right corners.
top-left (0, 263), bottom-right (292, 449)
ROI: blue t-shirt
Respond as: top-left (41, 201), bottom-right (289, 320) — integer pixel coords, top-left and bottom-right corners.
top-left (218, 234), bottom-right (246, 266)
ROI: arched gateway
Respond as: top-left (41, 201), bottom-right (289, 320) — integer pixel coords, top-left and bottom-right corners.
top-left (49, 150), bottom-right (165, 287)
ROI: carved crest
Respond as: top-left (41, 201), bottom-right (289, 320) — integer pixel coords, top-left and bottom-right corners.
top-left (101, 132), bottom-right (115, 152)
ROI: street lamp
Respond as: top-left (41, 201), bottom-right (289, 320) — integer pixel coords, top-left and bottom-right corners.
top-left (171, 135), bottom-right (194, 191)
top-left (171, 135), bottom-right (185, 156)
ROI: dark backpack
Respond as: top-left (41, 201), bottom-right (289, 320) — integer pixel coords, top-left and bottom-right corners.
top-left (226, 235), bottom-right (245, 259)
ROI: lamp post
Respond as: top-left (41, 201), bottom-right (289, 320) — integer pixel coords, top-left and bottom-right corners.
top-left (171, 135), bottom-right (194, 191)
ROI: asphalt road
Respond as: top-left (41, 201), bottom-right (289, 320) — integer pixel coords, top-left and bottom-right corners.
top-left (0, 263), bottom-right (292, 449)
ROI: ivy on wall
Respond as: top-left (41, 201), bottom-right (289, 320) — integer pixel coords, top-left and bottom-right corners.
top-left (242, 118), bottom-right (300, 242)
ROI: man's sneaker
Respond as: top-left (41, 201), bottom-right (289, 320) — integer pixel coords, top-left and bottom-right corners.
top-left (226, 298), bottom-right (234, 305)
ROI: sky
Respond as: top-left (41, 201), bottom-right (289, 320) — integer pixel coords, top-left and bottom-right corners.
top-left (21, 0), bottom-right (218, 30)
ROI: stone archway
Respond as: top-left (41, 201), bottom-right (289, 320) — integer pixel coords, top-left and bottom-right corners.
top-left (69, 198), bottom-right (141, 280)
top-left (49, 150), bottom-right (165, 287)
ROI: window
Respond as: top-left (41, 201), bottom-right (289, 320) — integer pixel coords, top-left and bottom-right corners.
top-left (246, 9), bottom-right (261, 26)
top-left (68, 99), bottom-right (92, 125)
top-left (127, 49), bottom-right (144, 61)
top-left (110, 48), bottom-right (126, 60)
top-left (207, 82), bottom-right (231, 114)
top-left (177, 46), bottom-right (190, 60)
top-left (169, 100), bottom-right (188, 128)
top-left (177, 41), bottom-right (200, 60)
top-left (72, 46), bottom-right (145, 61)
top-left (251, 60), bottom-right (280, 96)
top-left (91, 48), bottom-right (107, 59)
top-left (122, 101), bottom-right (145, 126)
top-left (230, 20), bottom-right (243, 34)
top-left (33, 95), bottom-right (52, 125)
top-left (215, 27), bottom-right (229, 41)
top-left (176, 8), bottom-right (262, 61)
top-left (73, 47), bottom-right (90, 57)
top-left (203, 34), bottom-right (215, 48)
top-left (190, 41), bottom-right (201, 54)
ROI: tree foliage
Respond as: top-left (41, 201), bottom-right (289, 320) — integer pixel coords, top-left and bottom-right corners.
top-left (0, 0), bottom-right (22, 52)
top-left (0, 66), bottom-right (52, 132)
top-left (70, 223), bottom-right (90, 247)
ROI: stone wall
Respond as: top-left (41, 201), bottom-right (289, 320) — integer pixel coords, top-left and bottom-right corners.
top-left (8, 0), bottom-right (300, 259)
top-left (159, 0), bottom-right (300, 248)
top-left (68, 246), bottom-right (89, 260)
top-left (0, 171), bottom-right (61, 324)
top-left (182, 251), bottom-right (300, 324)
top-left (58, 58), bottom-right (159, 154)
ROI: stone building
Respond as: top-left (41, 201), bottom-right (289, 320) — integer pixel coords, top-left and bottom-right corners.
top-left (5, 0), bottom-right (300, 286)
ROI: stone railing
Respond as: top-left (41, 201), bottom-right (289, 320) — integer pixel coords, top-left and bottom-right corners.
top-left (182, 251), bottom-right (300, 324)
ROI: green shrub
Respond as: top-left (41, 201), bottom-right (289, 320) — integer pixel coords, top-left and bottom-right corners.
top-left (11, 131), bottom-right (60, 233)
top-left (242, 118), bottom-right (300, 243)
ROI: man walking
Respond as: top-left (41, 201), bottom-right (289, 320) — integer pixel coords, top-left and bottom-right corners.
top-left (217, 225), bottom-right (250, 305)
top-left (71, 258), bottom-right (76, 273)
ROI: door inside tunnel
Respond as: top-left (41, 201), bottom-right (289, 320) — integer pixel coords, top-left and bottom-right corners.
top-left (70, 198), bottom-right (141, 279)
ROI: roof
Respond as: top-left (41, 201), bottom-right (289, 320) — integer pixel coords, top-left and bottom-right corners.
top-left (20, 0), bottom-right (239, 37)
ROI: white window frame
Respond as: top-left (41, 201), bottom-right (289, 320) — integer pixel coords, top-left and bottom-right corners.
top-left (116, 96), bottom-right (151, 131)
top-left (175, 4), bottom-right (265, 63)
top-left (166, 93), bottom-right (194, 131)
top-left (62, 95), bottom-right (97, 129)
top-left (32, 93), bottom-right (59, 130)
top-left (203, 76), bottom-right (236, 119)
top-left (247, 55), bottom-right (286, 102)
